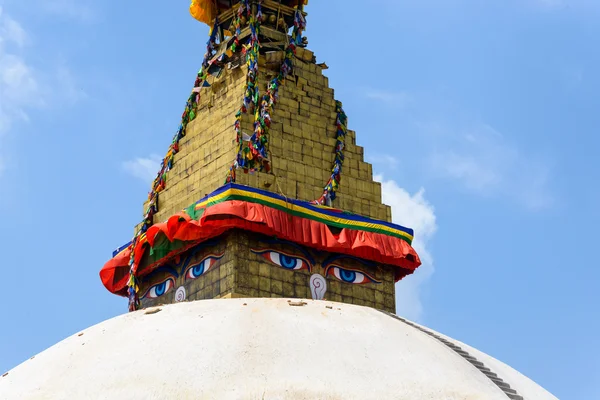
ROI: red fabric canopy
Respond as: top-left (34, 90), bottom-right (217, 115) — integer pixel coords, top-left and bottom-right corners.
top-left (100, 200), bottom-right (421, 295)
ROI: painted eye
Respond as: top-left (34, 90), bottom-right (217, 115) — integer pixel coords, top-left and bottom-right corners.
top-left (252, 249), bottom-right (311, 271)
top-left (185, 254), bottom-right (224, 281)
top-left (326, 266), bottom-right (380, 285)
top-left (143, 278), bottom-right (175, 299)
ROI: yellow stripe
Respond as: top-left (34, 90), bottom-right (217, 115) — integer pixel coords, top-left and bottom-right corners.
top-left (194, 188), bottom-right (414, 242)
top-left (194, 189), bottom-right (233, 209)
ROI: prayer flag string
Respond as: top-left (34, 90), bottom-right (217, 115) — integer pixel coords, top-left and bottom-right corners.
top-left (314, 101), bottom-right (348, 206)
top-left (226, 6), bottom-right (306, 183)
top-left (126, 18), bottom-right (221, 312)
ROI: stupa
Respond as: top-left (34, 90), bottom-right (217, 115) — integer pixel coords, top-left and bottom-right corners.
top-left (0, 2), bottom-right (558, 399)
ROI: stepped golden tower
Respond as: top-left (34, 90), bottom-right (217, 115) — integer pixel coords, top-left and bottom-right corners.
top-left (100, 0), bottom-right (421, 313)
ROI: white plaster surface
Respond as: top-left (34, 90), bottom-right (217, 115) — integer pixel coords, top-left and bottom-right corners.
top-left (414, 323), bottom-right (560, 400)
top-left (0, 298), bottom-right (557, 400)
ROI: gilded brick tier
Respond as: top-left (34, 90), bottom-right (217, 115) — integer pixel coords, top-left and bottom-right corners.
top-left (149, 46), bottom-right (391, 224)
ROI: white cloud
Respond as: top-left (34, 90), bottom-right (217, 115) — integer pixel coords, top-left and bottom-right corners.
top-left (41, 0), bottom-right (97, 23)
top-left (366, 154), bottom-right (400, 170)
top-left (0, 8), bottom-right (39, 177)
top-left (364, 89), bottom-right (412, 108)
top-left (363, 87), bottom-right (553, 212)
top-left (0, 7), bottom-right (85, 177)
top-left (123, 155), bottom-right (162, 183)
top-left (423, 122), bottom-right (553, 210)
top-left (428, 151), bottom-right (501, 193)
top-left (375, 175), bottom-right (437, 323)
top-left (0, 8), bottom-right (39, 134)
top-left (0, 9), bottom-right (27, 47)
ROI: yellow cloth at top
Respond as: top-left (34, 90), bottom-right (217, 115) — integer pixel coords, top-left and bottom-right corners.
top-left (190, 0), bottom-right (308, 26)
top-left (190, 0), bottom-right (217, 26)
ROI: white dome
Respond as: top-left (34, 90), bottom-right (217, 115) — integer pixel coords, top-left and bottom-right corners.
top-left (0, 298), bottom-right (556, 400)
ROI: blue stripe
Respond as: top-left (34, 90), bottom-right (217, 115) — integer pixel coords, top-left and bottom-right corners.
top-left (113, 242), bottom-right (132, 258)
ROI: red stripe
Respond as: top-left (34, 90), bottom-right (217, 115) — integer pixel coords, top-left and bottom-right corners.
top-left (100, 200), bottom-right (421, 295)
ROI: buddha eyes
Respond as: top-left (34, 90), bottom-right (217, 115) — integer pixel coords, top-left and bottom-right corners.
top-left (251, 248), bottom-right (379, 285)
top-left (143, 278), bottom-right (175, 299)
top-left (184, 254), bottom-right (224, 281)
top-left (141, 254), bottom-right (224, 300)
top-left (251, 249), bottom-right (311, 271)
top-left (326, 266), bottom-right (380, 285)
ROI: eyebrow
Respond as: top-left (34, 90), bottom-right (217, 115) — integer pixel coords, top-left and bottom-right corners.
top-left (257, 238), bottom-right (316, 265)
top-left (142, 266), bottom-right (179, 282)
top-left (322, 254), bottom-right (377, 270)
top-left (179, 240), bottom-right (221, 275)
top-left (180, 253), bottom-right (225, 276)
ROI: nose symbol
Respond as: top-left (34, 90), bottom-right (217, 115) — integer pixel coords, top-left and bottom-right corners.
top-left (175, 286), bottom-right (186, 302)
top-left (310, 274), bottom-right (327, 300)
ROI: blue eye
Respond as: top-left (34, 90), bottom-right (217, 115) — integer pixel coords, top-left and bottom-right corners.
top-left (252, 249), bottom-right (311, 271)
top-left (155, 282), bottom-right (168, 296)
top-left (279, 254), bottom-right (298, 269)
top-left (185, 254), bottom-right (223, 281)
top-left (326, 266), bottom-right (380, 285)
top-left (143, 278), bottom-right (175, 299)
top-left (339, 269), bottom-right (357, 283)
top-left (191, 263), bottom-right (205, 277)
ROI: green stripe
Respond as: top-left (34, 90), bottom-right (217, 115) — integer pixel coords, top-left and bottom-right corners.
top-left (146, 237), bottom-right (188, 264)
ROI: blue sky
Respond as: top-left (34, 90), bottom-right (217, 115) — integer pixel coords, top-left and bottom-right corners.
top-left (0, 0), bottom-right (598, 398)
